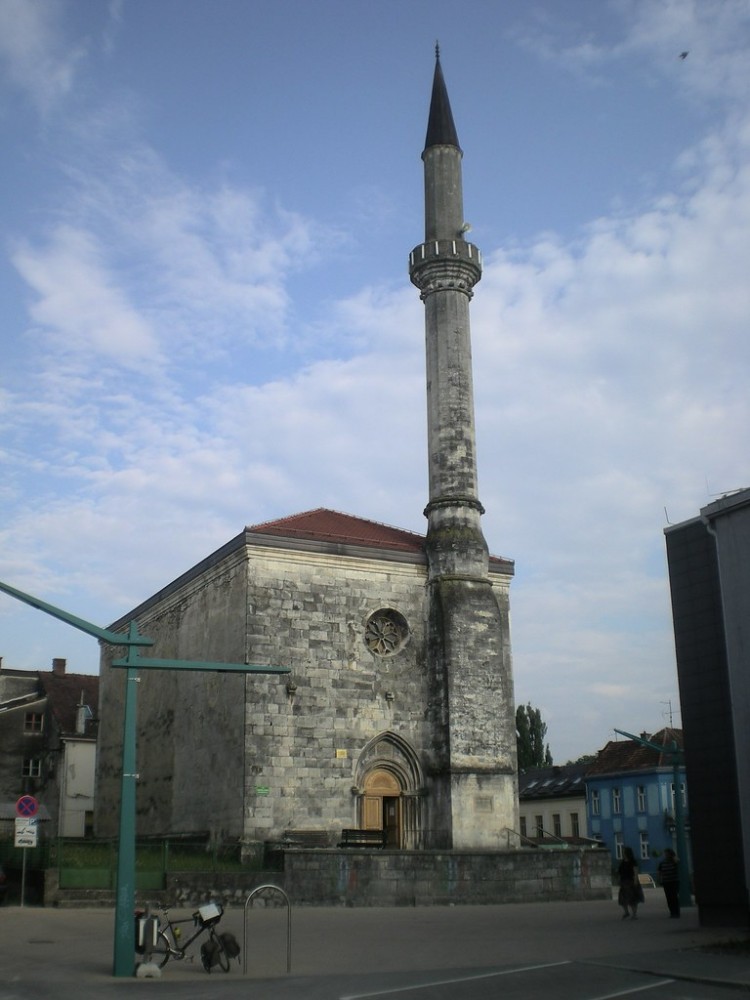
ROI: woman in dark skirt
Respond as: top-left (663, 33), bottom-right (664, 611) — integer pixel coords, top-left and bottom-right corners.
top-left (618, 846), bottom-right (640, 919)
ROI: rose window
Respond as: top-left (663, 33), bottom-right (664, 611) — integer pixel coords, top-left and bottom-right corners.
top-left (364, 609), bottom-right (409, 656)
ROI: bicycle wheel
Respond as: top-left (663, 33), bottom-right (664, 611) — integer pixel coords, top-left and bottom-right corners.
top-left (214, 933), bottom-right (231, 972)
top-left (147, 929), bottom-right (172, 968)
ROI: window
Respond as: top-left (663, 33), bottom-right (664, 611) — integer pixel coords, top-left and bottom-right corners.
top-left (614, 832), bottom-right (624, 860)
top-left (637, 785), bottom-right (646, 812)
top-left (535, 815), bottom-right (544, 838)
top-left (591, 789), bottom-right (600, 816)
top-left (552, 814), bottom-right (562, 838)
top-left (24, 712), bottom-right (43, 733)
top-left (364, 609), bottom-right (409, 656)
top-left (671, 782), bottom-right (687, 808)
top-left (22, 757), bottom-right (42, 778)
top-left (519, 816), bottom-right (527, 839)
top-left (612, 787), bottom-right (622, 814)
top-left (570, 812), bottom-right (580, 838)
top-left (639, 831), bottom-right (649, 860)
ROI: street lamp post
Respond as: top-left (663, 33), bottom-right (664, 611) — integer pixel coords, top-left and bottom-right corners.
top-left (0, 579), bottom-right (289, 976)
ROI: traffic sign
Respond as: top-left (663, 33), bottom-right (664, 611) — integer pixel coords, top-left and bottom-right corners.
top-left (15, 817), bottom-right (38, 848)
top-left (15, 794), bottom-right (39, 818)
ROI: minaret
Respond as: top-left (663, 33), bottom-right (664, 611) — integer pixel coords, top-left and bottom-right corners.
top-left (409, 49), bottom-right (518, 848)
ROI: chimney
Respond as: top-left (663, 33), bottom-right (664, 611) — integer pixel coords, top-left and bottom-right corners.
top-left (76, 692), bottom-right (89, 735)
top-left (52, 658), bottom-right (66, 676)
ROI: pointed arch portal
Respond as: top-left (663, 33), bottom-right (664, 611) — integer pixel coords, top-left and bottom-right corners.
top-left (355, 732), bottom-right (425, 849)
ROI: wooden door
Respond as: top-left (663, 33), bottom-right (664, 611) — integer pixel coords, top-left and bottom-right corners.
top-left (362, 769), bottom-right (401, 845)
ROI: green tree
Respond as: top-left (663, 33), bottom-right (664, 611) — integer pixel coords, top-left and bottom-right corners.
top-left (516, 702), bottom-right (553, 769)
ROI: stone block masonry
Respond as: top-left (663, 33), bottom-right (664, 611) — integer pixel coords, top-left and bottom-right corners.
top-left (43, 848), bottom-right (611, 908)
top-left (281, 848), bottom-right (611, 907)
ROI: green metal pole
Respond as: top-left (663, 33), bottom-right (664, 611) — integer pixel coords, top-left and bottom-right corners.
top-left (112, 623), bottom-right (140, 977)
top-left (0, 578), bottom-right (288, 975)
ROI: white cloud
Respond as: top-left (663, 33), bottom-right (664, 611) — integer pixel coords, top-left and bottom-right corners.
top-left (591, 684), bottom-right (632, 699)
top-left (0, 0), bottom-right (84, 113)
top-left (12, 225), bottom-right (162, 367)
top-left (511, 0), bottom-right (750, 106)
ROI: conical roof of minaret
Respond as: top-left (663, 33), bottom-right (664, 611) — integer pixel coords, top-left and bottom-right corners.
top-left (424, 46), bottom-right (460, 152)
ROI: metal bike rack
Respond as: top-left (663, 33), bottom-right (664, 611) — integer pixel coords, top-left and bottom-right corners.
top-left (243, 884), bottom-right (291, 975)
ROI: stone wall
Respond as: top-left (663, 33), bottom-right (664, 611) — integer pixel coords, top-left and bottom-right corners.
top-left (96, 529), bottom-right (513, 850)
top-left (162, 849), bottom-right (611, 909)
top-left (169, 849), bottom-right (610, 908)
top-left (281, 848), bottom-right (611, 906)
top-left (44, 849), bottom-right (611, 908)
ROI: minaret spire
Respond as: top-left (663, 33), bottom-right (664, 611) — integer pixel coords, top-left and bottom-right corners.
top-left (408, 52), bottom-right (517, 850)
top-left (424, 44), bottom-right (460, 152)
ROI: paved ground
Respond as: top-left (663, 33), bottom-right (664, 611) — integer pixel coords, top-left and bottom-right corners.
top-left (1, 893), bottom-right (749, 999)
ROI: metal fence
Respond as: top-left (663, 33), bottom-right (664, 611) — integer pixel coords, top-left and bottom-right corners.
top-left (0, 836), bottom-right (249, 891)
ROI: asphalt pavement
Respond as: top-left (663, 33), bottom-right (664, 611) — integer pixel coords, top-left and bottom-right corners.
top-left (1, 892), bottom-right (749, 999)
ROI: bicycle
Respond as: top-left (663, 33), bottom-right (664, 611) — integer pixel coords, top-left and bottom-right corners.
top-left (145, 901), bottom-right (233, 972)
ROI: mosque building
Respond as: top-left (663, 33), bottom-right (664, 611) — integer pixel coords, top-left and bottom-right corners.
top-left (95, 52), bottom-right (518, 852)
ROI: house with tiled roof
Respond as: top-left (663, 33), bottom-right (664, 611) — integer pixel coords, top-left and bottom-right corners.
top-left (518, 763), bottom-right (594, 846)
top-left (0, 657), bottom-right (98, 838)
top-left (585, 728), bottom-right (689, 879)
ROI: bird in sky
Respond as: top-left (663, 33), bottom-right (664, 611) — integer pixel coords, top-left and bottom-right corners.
top-left (679, 51), bottom-right (689, 60)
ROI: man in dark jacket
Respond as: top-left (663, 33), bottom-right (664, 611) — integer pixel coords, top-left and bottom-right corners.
top-left (657, 848), bottom-right (680, 917)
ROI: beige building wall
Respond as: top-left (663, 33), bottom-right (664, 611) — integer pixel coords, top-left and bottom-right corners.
top-left (59, 739), bottom-right (96, 837)
top-left (518, 796), bottom-right (588, 842)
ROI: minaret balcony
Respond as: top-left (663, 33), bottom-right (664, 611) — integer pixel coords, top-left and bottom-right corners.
top-left (409, 240), bottom-right (482, 297)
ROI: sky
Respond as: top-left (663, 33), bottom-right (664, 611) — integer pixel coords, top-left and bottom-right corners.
top-left (1, 0), bottom-right (749, 764)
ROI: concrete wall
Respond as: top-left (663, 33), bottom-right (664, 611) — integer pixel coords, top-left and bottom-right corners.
top-left (59, 740), bottom-right (96, 837)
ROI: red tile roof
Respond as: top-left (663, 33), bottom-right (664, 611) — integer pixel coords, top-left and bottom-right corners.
top-left (247, 508), bottom-right (426, 554)
top-left (247, 508), bottom-right (513, 571)
top-left (586, 728), bottom-right (683, 776)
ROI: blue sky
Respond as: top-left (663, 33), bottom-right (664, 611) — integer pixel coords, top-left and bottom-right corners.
top-left (1, 0), bottom-right (749, 763)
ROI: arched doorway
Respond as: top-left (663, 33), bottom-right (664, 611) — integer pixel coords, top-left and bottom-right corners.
top-left (355, 731), bottom-right (425, 849)
top-left (362, 768), bottom-right (401, 846)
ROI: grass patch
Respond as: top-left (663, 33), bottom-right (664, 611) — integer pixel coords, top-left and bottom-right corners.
top-left (50, 839), bottom-right (251, 872)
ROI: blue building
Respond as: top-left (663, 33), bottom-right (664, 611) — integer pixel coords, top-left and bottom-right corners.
top-left (585, 729), bottom-right (689, 880)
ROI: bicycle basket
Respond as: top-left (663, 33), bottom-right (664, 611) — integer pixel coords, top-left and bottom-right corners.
top-left (195, 902), bottom-right (222, 927)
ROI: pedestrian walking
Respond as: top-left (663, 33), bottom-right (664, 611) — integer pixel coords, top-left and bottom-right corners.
top-left (657, 848), bottom-right (681, 917)
top-left (618, 847), bottom-right (640, 919)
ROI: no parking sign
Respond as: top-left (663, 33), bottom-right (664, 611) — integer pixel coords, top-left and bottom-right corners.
top-left (15, 796), bottom-right (40, 848)
top-left (16, 794), bottom-right (39, 818)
